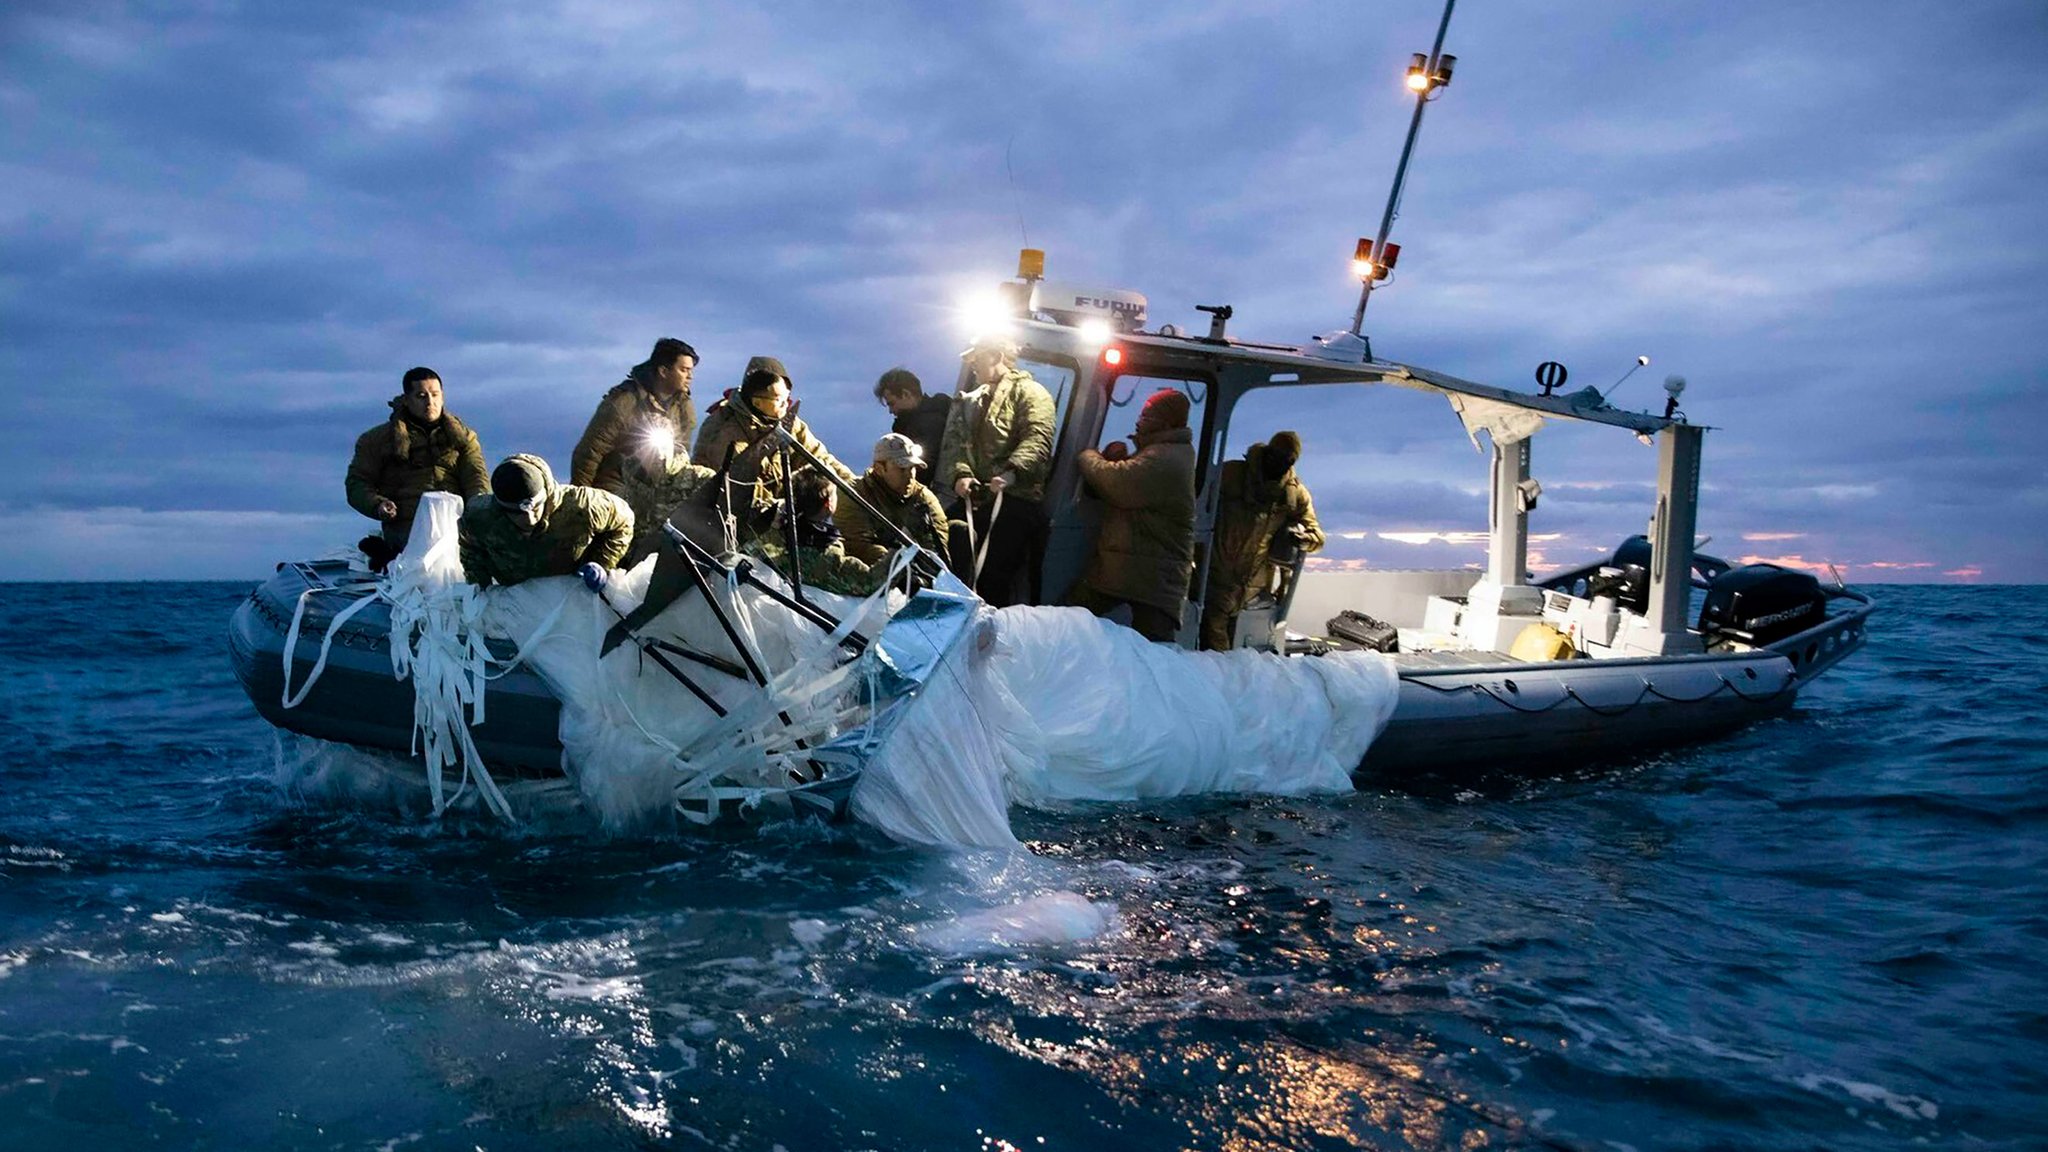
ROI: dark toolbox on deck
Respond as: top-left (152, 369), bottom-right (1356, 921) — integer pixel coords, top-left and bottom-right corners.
top-left (1327, 610), bottom-right (1399, 653)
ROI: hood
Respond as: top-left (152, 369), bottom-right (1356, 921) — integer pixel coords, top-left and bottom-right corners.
top-left (498, 452), bottom-right (562, 518)
top-left (743, 355), bottom-right (789, 385)
top-left (1243, 442), bottom-right (1295, 494)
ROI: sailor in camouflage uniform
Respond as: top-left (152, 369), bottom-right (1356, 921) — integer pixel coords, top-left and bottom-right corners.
top-left (938, 338), bottom-right (1055, 606)
top-left (458, 454), bottom-right (633, 588)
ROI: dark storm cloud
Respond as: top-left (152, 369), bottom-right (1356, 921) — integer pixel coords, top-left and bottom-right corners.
top-left (1, 0), bottom-right (2042, 579)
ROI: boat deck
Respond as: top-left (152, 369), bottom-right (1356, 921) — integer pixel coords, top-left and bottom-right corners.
top-left (1388, 649), bottom-right (1519, 671)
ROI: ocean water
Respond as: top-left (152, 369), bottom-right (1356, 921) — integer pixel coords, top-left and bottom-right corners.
top-left (0, 581), bottom-right (2042, 1151)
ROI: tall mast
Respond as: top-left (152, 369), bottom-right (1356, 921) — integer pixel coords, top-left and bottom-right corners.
top-left (1349, 0), bottom-right (1458, 338)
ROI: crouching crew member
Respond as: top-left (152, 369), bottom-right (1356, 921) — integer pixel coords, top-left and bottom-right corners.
top-left (939, 339), bottom-right (1054, 607)
top-left (571, 337), bottom-right (698, 495)
top-left (1200, 430), bottom-right (1325, 651)
top-left (694, 356), bottom-right (857, 521)
top-left (1065, 389), bottom-right (1197, 643)
top-left (754, 470), bottom-right (899, 597)
top-left (836, 434), bottom-right (950, 566)
top-left (346, 366), bottom-right (488, 560)
top-left (874, 367), bottom-right (950, 481)
top-left (459, 454), bottom-right (633, 587)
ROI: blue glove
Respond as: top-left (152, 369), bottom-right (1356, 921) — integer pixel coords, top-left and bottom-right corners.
top-left (577, 562), bottom-right (608, 593)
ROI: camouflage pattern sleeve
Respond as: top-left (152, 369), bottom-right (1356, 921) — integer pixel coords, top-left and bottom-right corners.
top-left (1003, 376), bottom-right (1057, 489)
top-left (582, 490), bottom-right (634, 569)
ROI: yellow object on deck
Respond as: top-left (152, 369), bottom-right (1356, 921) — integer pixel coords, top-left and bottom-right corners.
top-left (1510, 622), bottom-right (1577, 662)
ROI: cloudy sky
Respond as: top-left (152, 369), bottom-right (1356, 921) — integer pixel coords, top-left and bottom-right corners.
top-left (3, 0), bottom-right (2043, 582)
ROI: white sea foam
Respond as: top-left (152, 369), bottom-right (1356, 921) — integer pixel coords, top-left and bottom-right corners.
top-left (1793, 1072), bottom-right (1938, 1121)
top-left (915, 891), bottom-right (1119, 955)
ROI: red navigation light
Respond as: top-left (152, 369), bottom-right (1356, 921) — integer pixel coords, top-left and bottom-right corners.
top-left (1102, 347), bottom-right (1123, 367)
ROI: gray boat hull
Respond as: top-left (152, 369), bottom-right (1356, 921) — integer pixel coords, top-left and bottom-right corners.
top-left (1359, 648), bottom-right (1800, 776)
top-left (231, 559), bottom-right (1867, 791)
top-left (228, 560), bottom-right (565, 776)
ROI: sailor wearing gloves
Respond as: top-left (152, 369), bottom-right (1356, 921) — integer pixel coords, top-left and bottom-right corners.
top-left (457, 454), bottom-right (633, 588)
top-left (753, 469), bottom-right (903, 598)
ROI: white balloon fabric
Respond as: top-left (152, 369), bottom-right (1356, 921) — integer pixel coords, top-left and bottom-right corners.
top-left (320, 500), bottom-right (1401, 847)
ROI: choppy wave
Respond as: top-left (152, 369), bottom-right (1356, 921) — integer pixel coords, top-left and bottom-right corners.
top-left (0, 582), bottom-right (2042, 1149)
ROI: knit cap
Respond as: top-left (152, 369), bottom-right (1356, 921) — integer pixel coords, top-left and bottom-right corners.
top-left (491, 457), bottom-right (548, 505)
top-left (1136, 388), bottom-right (1191, 431)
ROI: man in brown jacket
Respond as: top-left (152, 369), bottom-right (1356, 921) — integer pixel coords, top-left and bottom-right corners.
top-left (836, 434), bottom-right (951, 565)
top-left (940, 339), bottom-right (1056, 606)
top-left (1064, 389), bottom-right (1197, 642)
top-left (692, 357), bottom-right (857, 524)
top-left (1200, 431), bottom-right (1326, 650)
top-left (570, 338), bottom-right (697, 494)
top-left (345, 366), bottom-right (489, 554)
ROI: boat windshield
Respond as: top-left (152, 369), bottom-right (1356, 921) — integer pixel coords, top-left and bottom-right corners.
top-left (1022, 355), bottom-right (1078, 441)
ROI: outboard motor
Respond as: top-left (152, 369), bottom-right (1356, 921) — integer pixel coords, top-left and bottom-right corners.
top-left (1698, 564), bottom-right (1825, 647)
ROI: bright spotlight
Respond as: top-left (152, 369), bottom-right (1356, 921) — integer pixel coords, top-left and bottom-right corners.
top-left (957, 289), bottom-right (1016, 343)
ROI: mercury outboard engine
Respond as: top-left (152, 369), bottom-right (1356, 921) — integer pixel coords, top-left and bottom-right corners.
top-left (1698, 564), bottom-right (1826, 647)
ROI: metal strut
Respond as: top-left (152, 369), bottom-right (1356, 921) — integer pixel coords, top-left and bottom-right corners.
top-left (773, 427), bottom-right (945, 588)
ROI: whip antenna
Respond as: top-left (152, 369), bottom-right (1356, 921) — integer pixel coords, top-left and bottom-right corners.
top-left (1005, 136), bottom-right (1030, 247)
top-left (1601, 355), bottom-right (1652, 403)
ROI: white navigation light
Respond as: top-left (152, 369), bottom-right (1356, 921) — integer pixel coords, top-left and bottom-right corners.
top-left (1405, 53), bottom-right (1430, 91)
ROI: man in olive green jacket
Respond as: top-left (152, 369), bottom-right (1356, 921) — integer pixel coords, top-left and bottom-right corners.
top-left (939, 340), bottom-right (1056, 606)
top-left (1064, 388), bottom-right (1197, 642)
top-left (836, 434), bottom-right (950, 566)
top-left (346, 367), bottom-right (489, 552)
top-left (458, 454), bottom-right (634, 588)
top-left (570, 338), bottom-right (697, 495)
top-left (1200, 431), bottom-right (1326, 651)
top-left (693, 357), bottom-right (856, 526)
